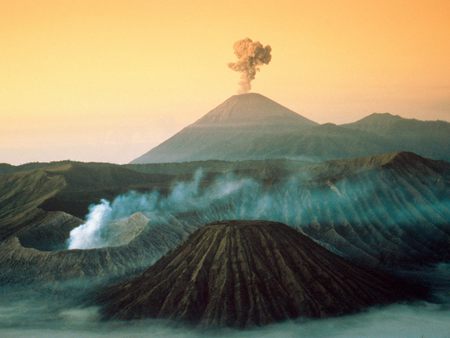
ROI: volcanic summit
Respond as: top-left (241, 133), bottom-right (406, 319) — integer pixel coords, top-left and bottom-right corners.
top-left (131, 93), bottom-right (317, 163)
top-left (132, 93), bottom-right (450, 163)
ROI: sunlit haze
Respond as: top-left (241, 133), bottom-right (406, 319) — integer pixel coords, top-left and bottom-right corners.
top-left (1, 0), bottom-right (449, 164)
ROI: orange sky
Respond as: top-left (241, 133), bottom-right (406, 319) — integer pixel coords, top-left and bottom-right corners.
top-left (1, 0), bottom-right (449, 164)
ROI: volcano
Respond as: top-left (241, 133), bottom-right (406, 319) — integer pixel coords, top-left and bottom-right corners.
top-left (132, 93), bottom-right (450, 163)
top-left (97, 221), bottom-right (424, 327)
top-left (131, 93), bottom-right (318, 163)
top-left (192, 93), bottom-right (316, 127)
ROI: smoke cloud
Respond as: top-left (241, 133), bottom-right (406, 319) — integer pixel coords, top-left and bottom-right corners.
top-left (4, 168), bottom-right (450, 337)
top-left (68, 200), bottom-right (112, 249)
top-left (228, 38), bottom-right (272, 93)
top-left (67, 169), bottom-right (255, 250)
top-left (67, 168), bottom-right (450, 255)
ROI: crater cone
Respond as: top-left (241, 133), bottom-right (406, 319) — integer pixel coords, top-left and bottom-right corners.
top-left (98, 220), bottom-right (425, 327)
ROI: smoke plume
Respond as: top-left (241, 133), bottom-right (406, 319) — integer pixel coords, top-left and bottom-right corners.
top-left (67, 168), bottom-right (450, 252)
top-left (68, 200), bottom-right (112, 249)
top-left (66, 170), bottom-right (255, 250)
top-left (228, 38), bottom-right (272, 93)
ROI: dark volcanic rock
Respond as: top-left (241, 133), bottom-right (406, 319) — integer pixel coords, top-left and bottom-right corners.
top-left (98, 220), bottom-right (424, 327)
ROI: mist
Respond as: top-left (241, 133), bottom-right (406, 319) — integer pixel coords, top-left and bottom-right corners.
top-left (2, 306), bottom-right (450, 338)
top-left (68, 169), bottom-right (257, 249)
top-left (67, 168), bottom-right (450, 250)
top-left (1, 264), bottom-right (449, 338)
top-left (4, 167), bottom-right (450, 336)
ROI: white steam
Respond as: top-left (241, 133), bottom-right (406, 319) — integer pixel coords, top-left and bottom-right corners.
top-left (67, 169), bottom-right (255, 250)
top-left (68, 200), bottom-right (112, 249)
top-left (67, 167), bottom-right (450, 251)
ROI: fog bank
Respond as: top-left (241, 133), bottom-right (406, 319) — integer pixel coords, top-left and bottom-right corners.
top-left (0, 302), bottom-right (449, 338)
top-left (67, 168), bottom-right (450, 250)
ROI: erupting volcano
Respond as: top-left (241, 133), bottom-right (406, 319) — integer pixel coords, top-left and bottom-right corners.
top-left (132, 93), bottom-right (450, 164)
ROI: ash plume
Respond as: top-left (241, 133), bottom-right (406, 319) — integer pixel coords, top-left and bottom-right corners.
top-left (228, 38), bottom-right (272, 93)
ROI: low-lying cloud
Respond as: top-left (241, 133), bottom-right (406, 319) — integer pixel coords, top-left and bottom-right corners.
top-left (1, 263), bottom-right (448, 336)
top-left (67, 168), bottom-right (450, 251)
top-left (67, 169), bottom-right (255, 249)
top-left (1, 293), bottom-right (450, 337)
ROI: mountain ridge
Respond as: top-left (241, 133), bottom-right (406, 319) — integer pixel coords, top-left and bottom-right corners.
top-left (0, 151), bottom-right (448, 284)
top-left (346, 112), bottom-right (449, 126)
top-left (132, 93), bottom-right (450, 164)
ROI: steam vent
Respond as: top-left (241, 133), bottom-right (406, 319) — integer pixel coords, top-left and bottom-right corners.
top-left (98, 221), bottom-right (424, 327)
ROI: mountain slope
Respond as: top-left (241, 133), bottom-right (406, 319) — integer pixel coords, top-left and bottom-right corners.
top-left (193, 93), bottom-right (317, 127)
top-left (130, 151), bottom-right (449, 267)
top-left (98, 221), bottom-right (424, 327)
top-left (0, 219), bottom-right (192, 284)
top-left (300, 152), bottom-right (450, 266)
top-left (132, 93), bottom-right (319, 164)
top-left (132, 94), bottom-right (450, 163)
top-left (130, 151), bottom-right (450, 267)
top-left (343, 113), bottom-right (450, 161)
top-left (0, 162), bottom-right (169, 241)
top-left (0, 152), bottom-right (448, 287)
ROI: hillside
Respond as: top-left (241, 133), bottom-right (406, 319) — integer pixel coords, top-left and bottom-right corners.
top-left (97, 221), bottom-right (424, 327)
top-left (343, 113), bottom-right (450, 160)
top-left (193, 93), bottom-right (317, 127)
top-left (0, 152), bottom-right (448, 288)
top-left (132, 93), bottom-right (318, 164)
top-left (132, 94), bottom-right (450, 163)
top-left (0, 219), bottom-right (193, 284)
top-left (0, 163), bottom-right (152, 240)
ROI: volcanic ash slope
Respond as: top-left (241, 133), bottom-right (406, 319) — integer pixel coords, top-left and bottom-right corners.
top-left (98, 221), bottom-right (425, 328)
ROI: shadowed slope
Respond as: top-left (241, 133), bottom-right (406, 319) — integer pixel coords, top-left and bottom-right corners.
top-left (98, 221), bottom-right (424, 327)
top-left (0, 162), bottom-right (176, 241)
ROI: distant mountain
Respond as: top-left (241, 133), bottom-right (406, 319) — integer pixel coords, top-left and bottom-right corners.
top-left (132, 93), bottom-right (318, 164)
top-left (342, 113), bottom-right (450, 161)
top-left (132, 94), bottom-right (450, 163)
top-left (343, 112), bottom-right (447, 132)
top-left (97, 221), bottom-right (423, 327)
top-left (193, 92), bottom-right (317, 127)
top-left (0, 161), bottom-right (72, 175)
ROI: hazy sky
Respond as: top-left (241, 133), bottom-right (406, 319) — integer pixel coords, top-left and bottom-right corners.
top-left (1, 0), bottom-right (449, 164)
